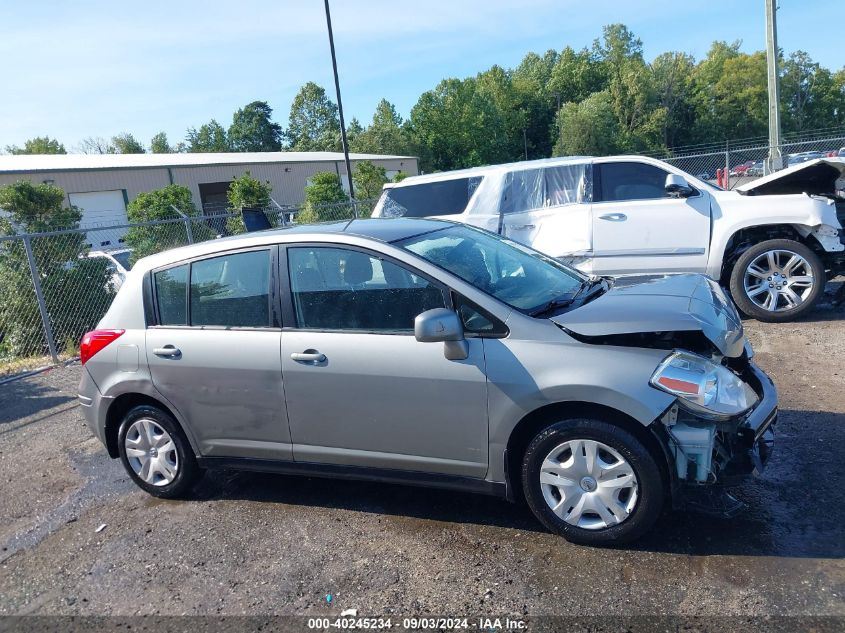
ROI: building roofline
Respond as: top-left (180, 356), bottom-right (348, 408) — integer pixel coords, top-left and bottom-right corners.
top-left (0, 151), bottom-right (417, 175)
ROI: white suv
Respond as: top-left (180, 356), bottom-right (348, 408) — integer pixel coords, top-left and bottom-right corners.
top-left (373, 155), bottom-right (845, 322)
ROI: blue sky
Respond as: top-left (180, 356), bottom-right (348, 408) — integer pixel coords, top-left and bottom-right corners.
top-left (0, 0), bottom-right (840, 150)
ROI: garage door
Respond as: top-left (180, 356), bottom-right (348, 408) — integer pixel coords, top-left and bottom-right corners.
top-left (69, 190), bottom-right (128, 226)
top-left (68, 190), bottom-right (129, 249)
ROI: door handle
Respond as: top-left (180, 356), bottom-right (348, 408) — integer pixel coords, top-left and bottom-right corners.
top-left (510, 224), bottom-right (535, 230)
top-left (599, 213), bottom-right (627, 221)
top-left (291, 350), bottom-right (326, 363)
top-left (153, 345), bottom-right (181, 358)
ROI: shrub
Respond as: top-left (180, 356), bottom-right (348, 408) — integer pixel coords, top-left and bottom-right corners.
top-left (226, 172), bottom-right (273, 234)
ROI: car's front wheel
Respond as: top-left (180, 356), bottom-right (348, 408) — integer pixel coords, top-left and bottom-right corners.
top-left (117, 405), bottom-right (202, 498)
top-left (729, 239), bottom-right (825, 322)
top-left (521, 418), bottom-right (664, 545)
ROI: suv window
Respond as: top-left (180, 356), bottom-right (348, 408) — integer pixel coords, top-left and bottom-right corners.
top-left (288, 247), bottom-right (445, 331)
top-left (381, 176), bottom-right (482, 218)
top-left (154, 265), bottom-right (188, 326)
top-left (501, 164), bottom-right (588, 214)
top-left (190, 250), bottom-right (271, 327)
top-left (598, 162), bottom-right (670, 202)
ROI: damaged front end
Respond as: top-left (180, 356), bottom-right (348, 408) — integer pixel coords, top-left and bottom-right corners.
top-left (649, 346), bottom-right (777, 516)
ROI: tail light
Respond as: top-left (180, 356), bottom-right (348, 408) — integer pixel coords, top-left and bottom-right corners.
top-left (80, 329), bottom-right (125, 364)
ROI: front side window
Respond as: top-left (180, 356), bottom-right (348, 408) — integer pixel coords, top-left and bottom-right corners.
top-left (380, 176), bottom-right (482, 218)
top-left (598, 162), bottom-right (671, 202)
top-left (288, 247), bottom-right (445, 331)
top-left (398, 225), bottom-right (584, 313)
top-left (189, 250), bottom-right (271, 327)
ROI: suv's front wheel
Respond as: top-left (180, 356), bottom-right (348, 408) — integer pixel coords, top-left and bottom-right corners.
top-left (521, 419), bottom-right (664, 545)
top-left (729, 238), bottom-right (824, 322)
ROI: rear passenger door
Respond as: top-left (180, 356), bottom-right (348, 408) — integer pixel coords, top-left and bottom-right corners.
top-left (145, 247), bottom-right (291, 460)
top-left (279, 245), bottom-right (489, 478)
top-left (499, 164), bottom-right (592, 259)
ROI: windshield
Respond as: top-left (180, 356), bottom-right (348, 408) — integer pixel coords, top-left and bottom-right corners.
top-left (397, 225), bottom-right (585, 313)
top-left (380, 176), bottom-right (482, 218)
top-left (112, 251), bottom-right (132, 270)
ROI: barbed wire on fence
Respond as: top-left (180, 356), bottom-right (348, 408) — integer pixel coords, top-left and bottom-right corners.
top-left (0, 198), bottom-right (376, 369)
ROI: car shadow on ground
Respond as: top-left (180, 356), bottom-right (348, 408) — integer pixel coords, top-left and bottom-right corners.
top-left (0, 374), bottom-right (75, 428)
top-left (188, 407), bottom-right (844, 560)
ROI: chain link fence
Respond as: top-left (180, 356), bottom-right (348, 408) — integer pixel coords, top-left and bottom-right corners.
top-left (0, 199), bottom-right (374, 374)
top-left (656, 132), bottom-right (845, 190)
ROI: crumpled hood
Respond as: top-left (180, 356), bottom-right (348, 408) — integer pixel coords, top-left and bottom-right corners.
top-left (736, 157), bottom-right (845, 196)
top-left (551, 273), bottom-right (745, 357)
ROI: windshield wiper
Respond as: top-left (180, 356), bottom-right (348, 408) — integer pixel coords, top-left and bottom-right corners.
top-left (527, 277), bottom-right (600, 318)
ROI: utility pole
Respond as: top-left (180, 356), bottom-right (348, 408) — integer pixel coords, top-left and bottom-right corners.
top-left (764, 0), bottom-right (783, 174)
top-left (323, 0), bottom-right (355, 200)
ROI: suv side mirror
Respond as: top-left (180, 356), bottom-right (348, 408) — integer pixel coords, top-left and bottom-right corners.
top-left (414, 308), bottom-right (468, 360)
top-left (665, 173), bottom-right (694, 198)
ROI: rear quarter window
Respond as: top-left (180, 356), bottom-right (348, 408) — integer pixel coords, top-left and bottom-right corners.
top-left (381, 176), bottom-right (482, 218)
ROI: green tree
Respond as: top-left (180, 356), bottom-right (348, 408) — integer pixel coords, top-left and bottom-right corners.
top-left (392, 172), bottom-right (409, 183)
top-left (228, 101), bottom-right (283, 152)
top-left (287, 82), bottom-right (341, 151)
top-left (111, 132), bottom-right (145, 154)
top-left (150, 132), bottom-right (172, 153)
top-left (125, 185), bottom-right (212, 261)
top-left (548, 46), bottom-right (606, 105)
top-left (186, 120), bottom-right (230, 152)
top-left (352, 161), bottom-right (387, 201)
top-left (409, 77), bottom-right (509, 171)
top-left (0, 181), bottom-right (111, 357)
top-left (553, 91), bottom-right (623, 156)
top-left (5, 136), bottom-right (66, 155)
top-left (651, 52), bottom-right (697, 148)
top-left (225, 171), bottom-right (273, 234)
top-left (297, 172), bottom-right (350, 224)
top-left (351, 99), bottom-right (411, 156)
top-left (781, 51), bottom-right (844, 132)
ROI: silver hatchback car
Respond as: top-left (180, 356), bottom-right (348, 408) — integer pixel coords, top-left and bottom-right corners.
top-left (78, 218), bottom-right (777, 544)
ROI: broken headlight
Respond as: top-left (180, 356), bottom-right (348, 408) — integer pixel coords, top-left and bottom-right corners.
top-left (650, 350), bottom-right (758, 418)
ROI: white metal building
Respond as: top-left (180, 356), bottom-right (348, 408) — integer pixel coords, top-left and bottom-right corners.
top-left (0, 151), bottom-right (417, 227)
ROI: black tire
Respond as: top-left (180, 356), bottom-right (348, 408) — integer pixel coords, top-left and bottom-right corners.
top-left (728, 238), bottom-right (825, 323)
top-left (521, 418), bottom-right (664, 545)
top-left (117, 405), bottom-right (202, 498)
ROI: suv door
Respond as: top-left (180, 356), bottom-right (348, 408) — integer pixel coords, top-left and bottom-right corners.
top-left (280, 245), bottom-right (489, 477)
top-left (499, 164), bottom-right (592, 260)
top-left (590, 160), bottom-right (711, 274)
top-left (145, 248), bottom-right (291, 460)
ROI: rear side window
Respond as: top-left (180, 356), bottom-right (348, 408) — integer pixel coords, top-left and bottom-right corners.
top-left (190, 250), bottom-right (270, 327)
top-left (381, 177), bottom-right (482, 218)
top-left (501, 164), bottom-right (589, 214)
top-left (154, 265), bottom-right (188, 325)
top-left (597, 162), bottom-right (670, 202)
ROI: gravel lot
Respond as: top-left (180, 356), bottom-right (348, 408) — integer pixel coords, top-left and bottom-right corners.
top-left (0, 302), bottom-right (843, 622)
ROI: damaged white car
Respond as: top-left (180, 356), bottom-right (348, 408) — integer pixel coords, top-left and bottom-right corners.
top-left (373, 156), bottom-right (845, 322)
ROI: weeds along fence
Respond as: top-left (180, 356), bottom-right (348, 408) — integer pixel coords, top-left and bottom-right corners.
top-left (0, 199), bottom-right (374, 371)
top-left (656, 132), bottom-right (845, 190)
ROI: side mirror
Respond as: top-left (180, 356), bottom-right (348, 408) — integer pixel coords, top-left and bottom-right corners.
top-left (665, 173), bottom-right (694, 198)
top-left (414, 308), bottom-right (468, 360)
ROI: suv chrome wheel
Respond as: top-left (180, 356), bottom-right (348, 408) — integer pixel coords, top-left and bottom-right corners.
top-left (743, 249), bottom-right (814, 313)
top-left (539, 439), bottom-right (638, 530)
top-left (124, 418), bottom-right (179, 486)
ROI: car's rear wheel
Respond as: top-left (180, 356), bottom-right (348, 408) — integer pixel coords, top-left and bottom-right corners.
top-left (729, 239), bottom-right (824, 322)
top-left (521, 418), bottom-right (664, 545)
top-left (117, 405), bottom-right (202, 498)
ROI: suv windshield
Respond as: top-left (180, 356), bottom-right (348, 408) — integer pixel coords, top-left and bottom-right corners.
top-left (381, 176), bottom-right (482, 218)
top-left (397, 225), bottom-right (585, 313)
